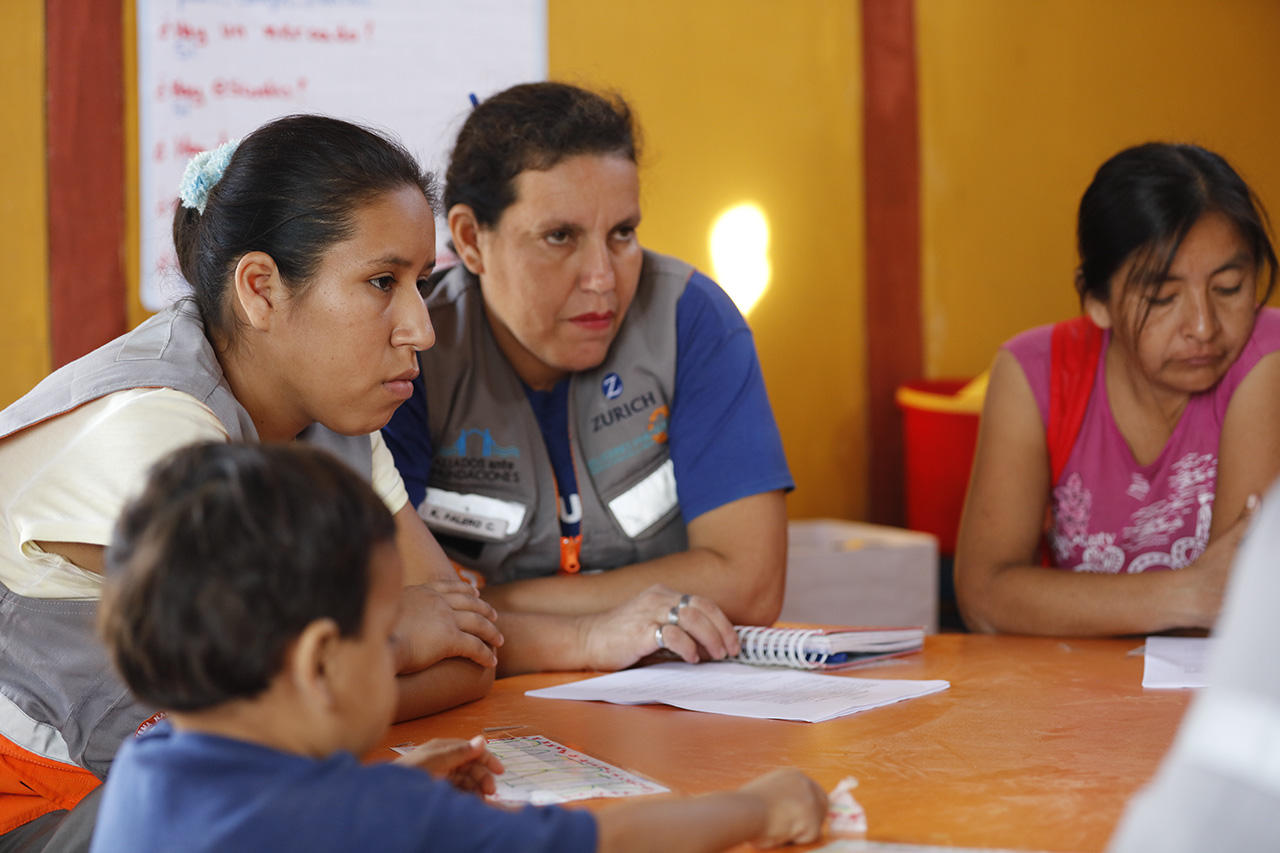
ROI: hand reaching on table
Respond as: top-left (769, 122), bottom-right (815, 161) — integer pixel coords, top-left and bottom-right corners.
top-left (580, 583), bottom-right (741, 671)
top-left (595, 766), bottom-right (828, 852)
top-left (741, 768), bottom-right (830, 848)
top-left (394, 735), bottom-right (504, 796)
top-left (392, 581), bottom-right (502, 674)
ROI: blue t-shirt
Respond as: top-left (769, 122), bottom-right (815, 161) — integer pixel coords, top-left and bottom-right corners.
top-left (383, 270), bottom-right (792, 541)
top-left (89, 723), bottom-right (598, 853)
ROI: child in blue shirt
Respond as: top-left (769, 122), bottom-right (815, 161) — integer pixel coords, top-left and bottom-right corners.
top-left (90, 443), bottom-right (826, 852)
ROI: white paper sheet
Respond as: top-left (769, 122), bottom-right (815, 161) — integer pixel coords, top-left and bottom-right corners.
top-left (1142, 636), bottom-right (1212, 688)
top-left (526, 661), bottom-right (950, 723)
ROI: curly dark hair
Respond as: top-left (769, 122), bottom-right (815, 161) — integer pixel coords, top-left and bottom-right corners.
top-left (100, 442), bottom-right (396, 711)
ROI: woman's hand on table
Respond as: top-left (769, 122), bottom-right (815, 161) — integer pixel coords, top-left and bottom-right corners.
top-left (394, 735), bottom-right (504, 796)
top-left (740, 768), bottom-right (829, 848)
top-left (580, 583), bottom-right (741, 671)
top-left (392, 581), bottom-right (502, 673)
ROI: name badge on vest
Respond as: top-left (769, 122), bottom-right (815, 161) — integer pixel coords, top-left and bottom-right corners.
top-left (421, 487), bottom-right (527, 541)
top-left (608, 458), bottom-right (679, 537)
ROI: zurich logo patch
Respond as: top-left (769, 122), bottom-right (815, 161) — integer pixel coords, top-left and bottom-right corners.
top-left (602, 372), bottom-right (623, 400)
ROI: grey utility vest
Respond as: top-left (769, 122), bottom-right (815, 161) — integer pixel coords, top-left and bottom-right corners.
top-left (0, 303), bottom-right (371, 777)
top-left (419, 250), bottom-right (692, 585)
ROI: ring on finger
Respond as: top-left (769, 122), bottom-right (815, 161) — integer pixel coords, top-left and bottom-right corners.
top-left (655, 623), bottom-right (667, 650)
top-left (667, 593), bottom-right (693, 625)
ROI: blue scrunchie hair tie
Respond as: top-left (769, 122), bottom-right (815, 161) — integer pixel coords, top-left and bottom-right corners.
top-left (177, 139), bottom-right (241, 215)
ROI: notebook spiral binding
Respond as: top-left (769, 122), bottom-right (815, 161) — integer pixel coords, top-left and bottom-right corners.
top-left (733, 626), bottom-right (828, 669)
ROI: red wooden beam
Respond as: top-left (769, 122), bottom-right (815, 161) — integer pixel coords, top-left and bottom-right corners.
top-left (47, 0), bottom-right (127, 367)
top-left (862, 0), bottom-right (923, 526)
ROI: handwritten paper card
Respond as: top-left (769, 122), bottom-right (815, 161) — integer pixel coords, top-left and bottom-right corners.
top-left (393, 735), bottom-right (668, 805)
top-left (527, 661), bottom-right (949, 723)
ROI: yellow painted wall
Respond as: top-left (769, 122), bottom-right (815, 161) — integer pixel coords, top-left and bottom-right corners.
top-left (0, 0), bottom-right (51, 408)
top-left (549, 1), bottom-right (868, 521)
top-left (125, 0), bottom-right (145, 331)
top-left (919, 0), bottom-right (1280, 379)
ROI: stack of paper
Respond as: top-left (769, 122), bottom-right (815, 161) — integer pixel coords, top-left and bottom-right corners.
top-left (527, 661), bottom-right (950, 723)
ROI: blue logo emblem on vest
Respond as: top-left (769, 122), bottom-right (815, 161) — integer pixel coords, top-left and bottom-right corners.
top-left (437, 428), bottom-right (520, 458)
top-left (602, 373), bottom-right (623, 400)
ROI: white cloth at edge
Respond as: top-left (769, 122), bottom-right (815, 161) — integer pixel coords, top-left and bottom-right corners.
top-left (1109, 476), bottom-right (1280, 851)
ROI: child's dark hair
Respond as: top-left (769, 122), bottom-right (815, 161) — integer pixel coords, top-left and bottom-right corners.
top-left (1076, 143), bottom-right (1278, 329)
top-left (445, 81), bottom-right (639, 228)
top-left (100, 442), bottom-right (397, 712)
top-left (172, 114), bottom-right (438, 343)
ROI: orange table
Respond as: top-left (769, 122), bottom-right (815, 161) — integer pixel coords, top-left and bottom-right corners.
top-left (373, 634), bottom-right (1191, 852)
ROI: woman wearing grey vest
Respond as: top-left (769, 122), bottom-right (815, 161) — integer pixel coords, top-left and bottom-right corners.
top-left (0, 115), bottom-right (500, 848)
top-left (384, 83), bottom-right (794, 675)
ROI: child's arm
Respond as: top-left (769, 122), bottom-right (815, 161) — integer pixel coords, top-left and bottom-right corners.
top-left (394, 735), bottom-right (504, 796)
top-left (594, 768), bottom-right (828, 852)
top-left (397, 738), bottom-right (825, 850)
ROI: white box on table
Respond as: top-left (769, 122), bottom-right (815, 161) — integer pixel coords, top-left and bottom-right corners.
top-left (780, 519), bottom-right (939, 634)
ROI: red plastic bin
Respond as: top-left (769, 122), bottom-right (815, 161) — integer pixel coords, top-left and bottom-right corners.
top-left (895, 376), bottom-right (987, 555)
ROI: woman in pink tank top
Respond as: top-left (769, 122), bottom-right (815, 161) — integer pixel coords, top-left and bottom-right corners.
top-left (956, 143), bottom-right (1280, 636)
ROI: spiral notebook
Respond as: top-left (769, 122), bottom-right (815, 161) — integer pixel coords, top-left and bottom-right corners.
top-left (729, 625), bottom-right (924, 671)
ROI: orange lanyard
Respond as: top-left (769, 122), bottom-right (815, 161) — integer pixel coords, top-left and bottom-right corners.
top-left (559, 534), bottom-right (582, 574)
top-left (554, 410), bottom-right (583, 574)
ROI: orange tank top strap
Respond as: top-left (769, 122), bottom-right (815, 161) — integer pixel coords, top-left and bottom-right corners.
top-left (1041, 315), bottom-right (1105, 565)
top-left (1048, 315), bottom-right (1105, 484)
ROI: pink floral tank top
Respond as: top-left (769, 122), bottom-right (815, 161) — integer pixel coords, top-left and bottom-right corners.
top-left (1004, 308), bottom-right (1280, 573)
